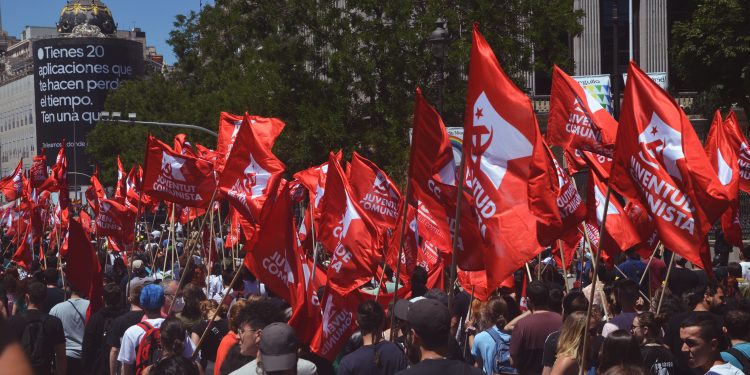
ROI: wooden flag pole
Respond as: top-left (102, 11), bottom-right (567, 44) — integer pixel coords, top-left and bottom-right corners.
top-left (558, 239), bottom-right (570, 293)
top-left (168, 187), bottom-right (219, 314)
top-left (389, 181), bottom-right (411, 342)
top-left (309, 199), bottom-right (319, 285)
top-left (656, 252), bottom-right (676, 316)
top-left (461, 286), bottom-right (476, 357)
top-left (448, 153), bottom-right (468, 314)
top-left (579, 185), bottom-right (612, 375)
top-left (639, 242), bottom-right (662, 287)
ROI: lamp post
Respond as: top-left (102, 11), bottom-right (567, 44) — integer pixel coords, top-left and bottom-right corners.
top-left (612, 0), bottom-right (620, 119)
top-left (428, 18), bottom-right (451, 114)
top-left (99, 112), bottom-right (218, 138)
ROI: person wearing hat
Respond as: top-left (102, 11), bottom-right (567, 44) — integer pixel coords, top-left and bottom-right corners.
top-left (127, 259), bottom-right (156, 296)
top-left (396, 299), bottom-right (482, 374)
top-left (230, 322), bottom-right (317, 375)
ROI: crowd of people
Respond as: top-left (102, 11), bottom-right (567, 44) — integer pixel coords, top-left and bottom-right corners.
top-left (1, 223), bottom-right (750, 375)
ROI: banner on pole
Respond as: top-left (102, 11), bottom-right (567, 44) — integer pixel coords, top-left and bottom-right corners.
top-left (622, 72), bottom-right (668, 90)
top-left (571, 74), bottom-right (613, 114)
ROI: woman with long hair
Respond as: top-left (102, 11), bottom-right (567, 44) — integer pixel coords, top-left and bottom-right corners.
top-left (631, 312), bottom-right (675, 375)
top-left (144, 317), bottom-right (202, 375)
top-left (551, 311), bottom-right (591, 375)
top-left (598, 330), bottom-right (644, 374)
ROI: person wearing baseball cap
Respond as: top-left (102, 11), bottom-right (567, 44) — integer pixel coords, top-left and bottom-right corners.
top-left (396, 299), bottom-right (482, 374)
top-left (230, 322), bottom-right (317, 375)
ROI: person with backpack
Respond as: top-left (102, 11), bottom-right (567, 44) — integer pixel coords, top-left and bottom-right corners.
top-left (142, 317), bottom-right (202, 375)
top-left (50, 283), bottom-right (90, 374)
top-left (720, 309), bottom-right (750, 372)
top-left (82, 283), bottom-right (127, 375)
top-left (7, 281), bottom-right (67, 375)
top-left (471, 297), bottom-right (517, 374)
top-left (119, 283), bottom-right (198, 375)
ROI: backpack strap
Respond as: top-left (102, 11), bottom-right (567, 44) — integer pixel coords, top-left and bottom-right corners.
top-left (485, 327), bottom-right (505, 344)
top-left (68, 300), bottom-right (86, 323)
top-left (725, 347), bottom-right (750, 371)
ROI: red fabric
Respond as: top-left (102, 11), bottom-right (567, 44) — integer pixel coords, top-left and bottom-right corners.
top-left (12, 224), bottom-right (32, 269)
top-left (586, 169), bottom-right (640, 260)
top-left (114, 155), bottom-right (127, 203)
top-left (173, 134), bottom-right (196, 156)
top-left (348, 152), bottom-right (401, 230)
top-left (29, 153), bottom-right (48, 189)
top-left (609, 62), bottom-right (729, 272)
top-left (217, 116), bottom-right (285, 225)
top-left (551, 229), bottom-right (582, 270)
top-left (292, 151), bottom-right (344, 232)
top-left (243, 183), bottom-right (299, 304)
top-left (461, 25), bottom-right (548, 289)
top-left (547, 65), bottom-right (617, 157)
top-left (309, 288), bottom-right (370, 361)
top-left (705, 110), bottom-right (743, 247)
top-left (624, 201), bottom-right (659, 258)
top-left (288, 222), bottom-right (326, 345)
top-left (38, 143), bottom-right (68, 198)
top-left (722, 111), bottom-right (750, 193)
top-left (224, 207), bottom-right (241, 249)
top-left (385, 204), bottom-right (418, 286)
top-left (95, 199), bottom-right (135, 249)
top-left (409, 88), bottom-right (485, 271)
top-left (142, 135), bottom-right (216, 209)
top-left (215, 112), bottom-right (285, 174)
top-left (79, 210), bottom-right (93, 236)
top-left (66, 218), bottom-right (104, 319)
top-left (0, 159), bottom-right (24, 201)
top-left (85, 172), bottom-right (106, 215)
top-left (214, 334), bottom-right (238, 375)
top-left (317, 153), bottom-right (381, 295)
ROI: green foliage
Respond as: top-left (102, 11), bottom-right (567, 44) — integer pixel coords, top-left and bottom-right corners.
top-left (88, 0), bottom-right (583, 186)
top-left (671, 0), bottom-right (750, 114)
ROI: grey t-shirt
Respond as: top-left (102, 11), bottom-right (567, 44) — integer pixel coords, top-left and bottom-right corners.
top-left (230, 358), bottom-right (317, 375)
top-left (49, 298), bottom-right (90, 359)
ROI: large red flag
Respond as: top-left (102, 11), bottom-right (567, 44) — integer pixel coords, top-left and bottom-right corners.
top-left (217, 116), bottom-right (285, 224)
top-left (293, 151), bottom-right (344, 227)
top-left (215, 113), bottom-right (286, 173)
top-left (610, 62), bottom-right (729, 271)
top-left (142, 135), bottom-right (216, 209)
top-left (12, 224), bottom-right (33, 270)
top-left (705, 110), bottom-right (743, 247)
top-left (114, 155), bottom-right (127, 202)
top-left (0, 159), bottom-right (24, 201)
top-left (65, 218), bottom-right (104, 319)
top-left (722, 110), bottom-right (750, 193)
top-left (318, 153), bottom-right (381, 295)
top-left (95, 199), bottom-right (135, 246)
top-left (347, 152), bottom-right (401, 230)
top-left (243, 183), bottom-right (299, 304)
top-left (309, 288), bottom-right (367, 361)
top-left (462, 24), bottom-right (551, 288)
top-left (29, 153), bottom-right (48, 189)
top-left (586, 168), bottom-right (641, 258)
top-left (85, 171), bottom-right (106, 215)
top-left (547, 65), bottom-right (618, 157)
top-left (410, 88), bottom-right (485, 271)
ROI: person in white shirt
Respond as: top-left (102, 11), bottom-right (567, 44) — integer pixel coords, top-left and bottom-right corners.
top-left (680, 314), bottom-right (743, 375)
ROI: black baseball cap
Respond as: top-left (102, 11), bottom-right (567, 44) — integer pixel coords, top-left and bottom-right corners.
top-left (259, 323), bottom-right (298, 372)
top-left (407, 298), bottom-right (450, 341)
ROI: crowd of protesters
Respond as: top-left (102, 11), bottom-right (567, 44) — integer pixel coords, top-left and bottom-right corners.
top-left (1, 223), bottom-right (750, 375)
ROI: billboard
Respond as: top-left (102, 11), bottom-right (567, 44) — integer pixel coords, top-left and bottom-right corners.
top-left (571, 74), bottom-right (613, 114)
top-left (33, 37), bottom-right (144, 176)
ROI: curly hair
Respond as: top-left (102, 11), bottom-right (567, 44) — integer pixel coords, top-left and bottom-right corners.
top-left (235, 297), bottom-right (286, 330)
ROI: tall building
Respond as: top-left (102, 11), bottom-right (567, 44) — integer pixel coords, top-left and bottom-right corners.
top-left (0, 0), bottom-right (164, 184)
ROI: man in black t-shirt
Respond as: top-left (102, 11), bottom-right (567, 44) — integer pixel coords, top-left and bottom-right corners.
top-left (339, 300), bottom-right (408, 375)
top-left (42, 268), bottom-right (64, 313)
top-left (8, 282), bottom-right (66, 375)
top-left (396, 299), bottom-right (481, 375)
top-left (107, 284), bottom-right (144, 375)
top-left (82, 283), bottom-right (126, 375)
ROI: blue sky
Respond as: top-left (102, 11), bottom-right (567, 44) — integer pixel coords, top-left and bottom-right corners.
top-left (1, 0), bottom-right (213, 65)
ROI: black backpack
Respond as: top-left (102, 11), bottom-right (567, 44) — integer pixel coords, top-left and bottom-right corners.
top-left (20, 315), bottom-right (52, 370)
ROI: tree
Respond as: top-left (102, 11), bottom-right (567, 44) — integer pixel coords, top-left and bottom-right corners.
top-left (87, 0), bottom-right (583, 186)
top-left (671, 0), bottom-right (750, 116)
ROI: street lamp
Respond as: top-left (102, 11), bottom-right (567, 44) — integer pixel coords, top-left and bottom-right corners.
top-left (99, 112), bottom-right (219, 138)
top-left (428, 18), bottom-right (451, 114)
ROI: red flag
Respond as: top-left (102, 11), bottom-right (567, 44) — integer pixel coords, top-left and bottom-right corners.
top-left (29, 153), bottom-right (48, 189)
top-left (624, 201), bottom-right (659, 258)
top-left (114, 155), bottom-right (127, 202)
top-left (173, 134), bottom-right (196, 156)
top-left (293, 151), bottom-right (344, 226)
top-left (243, 183), bottom-right (299, 304)
top-left (547, 65), bottom-right (617, 157)
top-left (347, 152), bottom-right (401, 229)
top-left (65, 218), bottom-right (104, 319)
top-left (705, 110), bottom-right (743, 247)
top-left (586, 169), bottom-right (641, 258)
top-left (12, 224), bottom-right (33, 270)
top-left (215, 113), bottom-right (285, 173)
top-left (0, 159), bottom-right (24, 201)
top-left (551, 230), bottom-right (582, 270)
top-left (225, 207), bottom-right (242, 249)
top-left (95, 199), bottom-right (134, 247)
top-left (722, 111), bottom-right (750, 193)
top-left (309, 288), bottom-right (370, 361)
top-left (318, 153), bottom-right (381, 295)
top-left (79, 210), bottom-right (93, 236)
top-left (142, 135), bottom-right (216, 209)
top-left (609, 62), bottom-right (729, 271)
top-left (385, 204), bottom-right (419, 285)
top-left (462, 25), bottom-right (550, 288)
top-left (85, 171), bottom-right (106, 214)
top-left (217, 116), bottom-right (285, 224)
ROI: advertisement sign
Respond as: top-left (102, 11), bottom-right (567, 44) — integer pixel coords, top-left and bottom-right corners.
top-left (571, 74), bottom-right (613, 114)
top-left (33, 37), bottom-right (144, 175)
top-left (622, 72), bottom-right (668, 90)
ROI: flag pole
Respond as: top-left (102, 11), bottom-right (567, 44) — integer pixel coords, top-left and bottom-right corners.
top-left (389, 183), bottom-right (411, 342)
top-left (309, 199), bottom-right (319, 285)
top-left (579, 184), bottom-right (612, 375)
top-left (168, 187), bottom-right (219, 314)
top-left (125, 173), bottom-right (145, 303)
top-left (216, 203), bottom-right (225, 269)
top-left (448, 153), bottom-right (467, 314)
top-left (656, 251), bottom-right (676, 315)
top-left (639, 241), bottom-right (662, 287)
top-left (461, 285), bottom-right (476, 357)
top-left (558, 239), bottom-right (570, 293)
